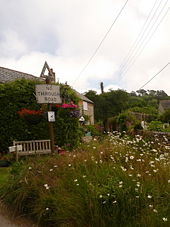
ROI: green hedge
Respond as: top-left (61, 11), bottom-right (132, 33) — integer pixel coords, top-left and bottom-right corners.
top-left (0, 79), bottom-right (82, 153)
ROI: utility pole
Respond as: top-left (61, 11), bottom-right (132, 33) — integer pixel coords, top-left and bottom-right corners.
top-left (100, 82), bottom-right (104, 94)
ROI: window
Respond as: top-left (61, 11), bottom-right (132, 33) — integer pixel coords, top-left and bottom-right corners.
top-left (83, 101), bottom-right (88, 110)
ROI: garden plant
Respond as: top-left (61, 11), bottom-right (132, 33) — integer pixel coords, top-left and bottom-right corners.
top-left (0, 132), bottom-right (169, 227)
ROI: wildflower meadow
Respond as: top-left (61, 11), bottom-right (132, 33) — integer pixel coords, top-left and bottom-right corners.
top-left (1, 132), bottom-right (170, 227)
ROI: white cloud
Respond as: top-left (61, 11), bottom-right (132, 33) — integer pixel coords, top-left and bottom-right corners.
top-left (0, 30), bottom-right (28, 58)
top-left (0, 0), bottom-right (169, 95)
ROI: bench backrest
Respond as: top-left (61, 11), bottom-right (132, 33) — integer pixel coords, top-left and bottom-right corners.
top-left (13, 139), bottom-right (51, 153)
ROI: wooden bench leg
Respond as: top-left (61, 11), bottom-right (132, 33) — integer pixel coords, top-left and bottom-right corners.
top-left (16, 149), bottom-right (19, 162)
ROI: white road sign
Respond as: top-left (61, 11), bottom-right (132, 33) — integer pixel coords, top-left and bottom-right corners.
top-left (35, 84), bottom-right (62, 104)
top-left (48, 111), bottom-right (55, 122)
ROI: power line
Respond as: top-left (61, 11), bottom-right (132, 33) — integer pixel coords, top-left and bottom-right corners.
top-left (119, 0), bottom-right (169, 77)
top-left (119, 0), bottom-right (161, 71)
top-left (122, 2), bottom-right (169, 75)
top-left (139, 62), bottom-right (170, 90)
top-left (121, 7), bottom-right (170, 77)
top-left (73, 0), bottom-right (129, 85)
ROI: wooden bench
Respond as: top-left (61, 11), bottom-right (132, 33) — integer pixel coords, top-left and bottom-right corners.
top-left (13, 139), bottom-right (51, 160)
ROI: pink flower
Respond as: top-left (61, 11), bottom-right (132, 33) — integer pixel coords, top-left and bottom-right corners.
top-left (56, 103), bottom-right (77, 109)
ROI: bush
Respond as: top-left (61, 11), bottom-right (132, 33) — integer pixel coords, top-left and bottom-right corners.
top-left (0, 79), bottom-right (48, 153)
top-left (55, 107), bottom-right (83, 149)
top-left (148, 121), bottom-right (164, 132)
top-left (160, 109), bottom-right (170, 123)
top-left (0, 79), bottom-right (82, 153)
top-left (117, 111), bottom-right (141, 132)
top-left (83, 125), bottom-right (102, 136)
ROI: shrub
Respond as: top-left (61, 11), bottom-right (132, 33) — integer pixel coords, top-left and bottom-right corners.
top-left (0, 79), bottom-right (48, 153)
top-left (83, 125), bottom-right (102, 136)
top-left (160, 109), bottom-right (170, 123)
top-left (117, 111), bottom-right (141, 132)
top-left (148, 121), bottom-right (164, 132)
top-left (55, 107), bottom-right (82, 150)
top-left (0, 79), bottom-right (82, 153)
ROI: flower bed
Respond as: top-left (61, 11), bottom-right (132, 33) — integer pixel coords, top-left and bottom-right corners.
top-left (18, 108), bottom-right (44, 124)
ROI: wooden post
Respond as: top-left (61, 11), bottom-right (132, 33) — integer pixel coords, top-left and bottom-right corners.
top-left (46, 77), bottom-right (55, 153)
top-left (15, 146), bottom-right (18, 162)
top-left (39, 61), bottom-right (59, 154)
top-left (48, 104), bottom-right (55, 153)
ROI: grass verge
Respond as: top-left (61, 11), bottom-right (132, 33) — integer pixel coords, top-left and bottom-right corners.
top-left (0, 167), bottom-right (10, 186)
top-left (0, 133), bottom-right (170, 226)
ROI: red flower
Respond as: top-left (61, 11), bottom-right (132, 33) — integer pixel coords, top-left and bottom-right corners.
top-left (18, 108), bottom-right (43, 117)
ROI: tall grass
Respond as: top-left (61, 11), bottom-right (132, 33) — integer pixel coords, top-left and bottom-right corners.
top-left (0, 167), bottom-right (10, 186)
top-left (1, 133), bottom-right (170, 226)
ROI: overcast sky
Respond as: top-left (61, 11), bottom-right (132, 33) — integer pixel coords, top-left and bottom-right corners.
top-left (0, 0), bottom-right (169, 94)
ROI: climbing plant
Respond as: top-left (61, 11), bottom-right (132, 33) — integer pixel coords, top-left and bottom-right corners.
top-left (0, 79), bottom-right (82, 153)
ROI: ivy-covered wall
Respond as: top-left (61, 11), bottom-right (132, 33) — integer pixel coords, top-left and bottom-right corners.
top-left (0, 79), bottom-right (82, 153)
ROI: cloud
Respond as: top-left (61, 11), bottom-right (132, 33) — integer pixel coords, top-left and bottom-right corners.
top-left (0, 30), bottom-right (28, 58)
top-left (0, 0), bottom-right (169, 95)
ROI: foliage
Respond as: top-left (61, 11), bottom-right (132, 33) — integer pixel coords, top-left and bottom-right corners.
top-left (107, 116), bottom-right (118, 131)
top-left (160, 109), bottom-right (170, 123)
top-left (136, 89), bottom-right (168, 97)
top-left (128, 96), bottom-right (146, 108)
top-left (1, 134), bottom-right (170, 226)
top-left (55, 107), bottom-right (82, 150)
top-left (60, 84), bottom-right (80, 104)
top-left (0, 79), bottom-right (48, 154)
top-left (83, 125), bottom-right (102, 136)
top-left (148, 121), bottom-right (164, 132)
top-left (117, 111), bottom-right (142, 132)
top-left (128, 106), bottom-right (158, 123)
top-left (0, 168), bottom-right (11, 190)
top-left (85, 88), bottom-right (169, 130)
top-left (84, 90), bottom-right (97, 103)
top-left (85, 89), bottom-right (129, 127)
top-left (0, 79), bottom-right (82, 153)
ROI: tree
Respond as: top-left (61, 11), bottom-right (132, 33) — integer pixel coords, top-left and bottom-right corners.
top-left (84, 90), bottom-right (97, 103)
top-left (86, 89), bottom-right (129, 130)
top-left (156, 90), bottom-right (168, 98)
top-left (136, 89), bottom-right (147, 96)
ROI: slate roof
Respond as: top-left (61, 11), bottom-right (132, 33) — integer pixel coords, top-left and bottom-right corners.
top-left (0, 66), bottom-right (93, 104)
top-left (159, 100), bottom-right (170, 110)
top-left (73, 90), bottom-right (93, 104)
top-left (0, 66), bottom-right (42, 83)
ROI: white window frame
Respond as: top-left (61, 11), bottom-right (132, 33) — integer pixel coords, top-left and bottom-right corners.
top-left (83, 101), bottom-right (88, 110)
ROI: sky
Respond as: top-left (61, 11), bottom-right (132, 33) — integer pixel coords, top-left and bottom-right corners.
top-left (0, 0), bottom-right (170, 94)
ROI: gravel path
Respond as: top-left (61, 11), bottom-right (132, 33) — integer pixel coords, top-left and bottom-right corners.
top-left (0, 201), bottom-right (39, 227)
top-left (0, 213), bottom-right (19, 227)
